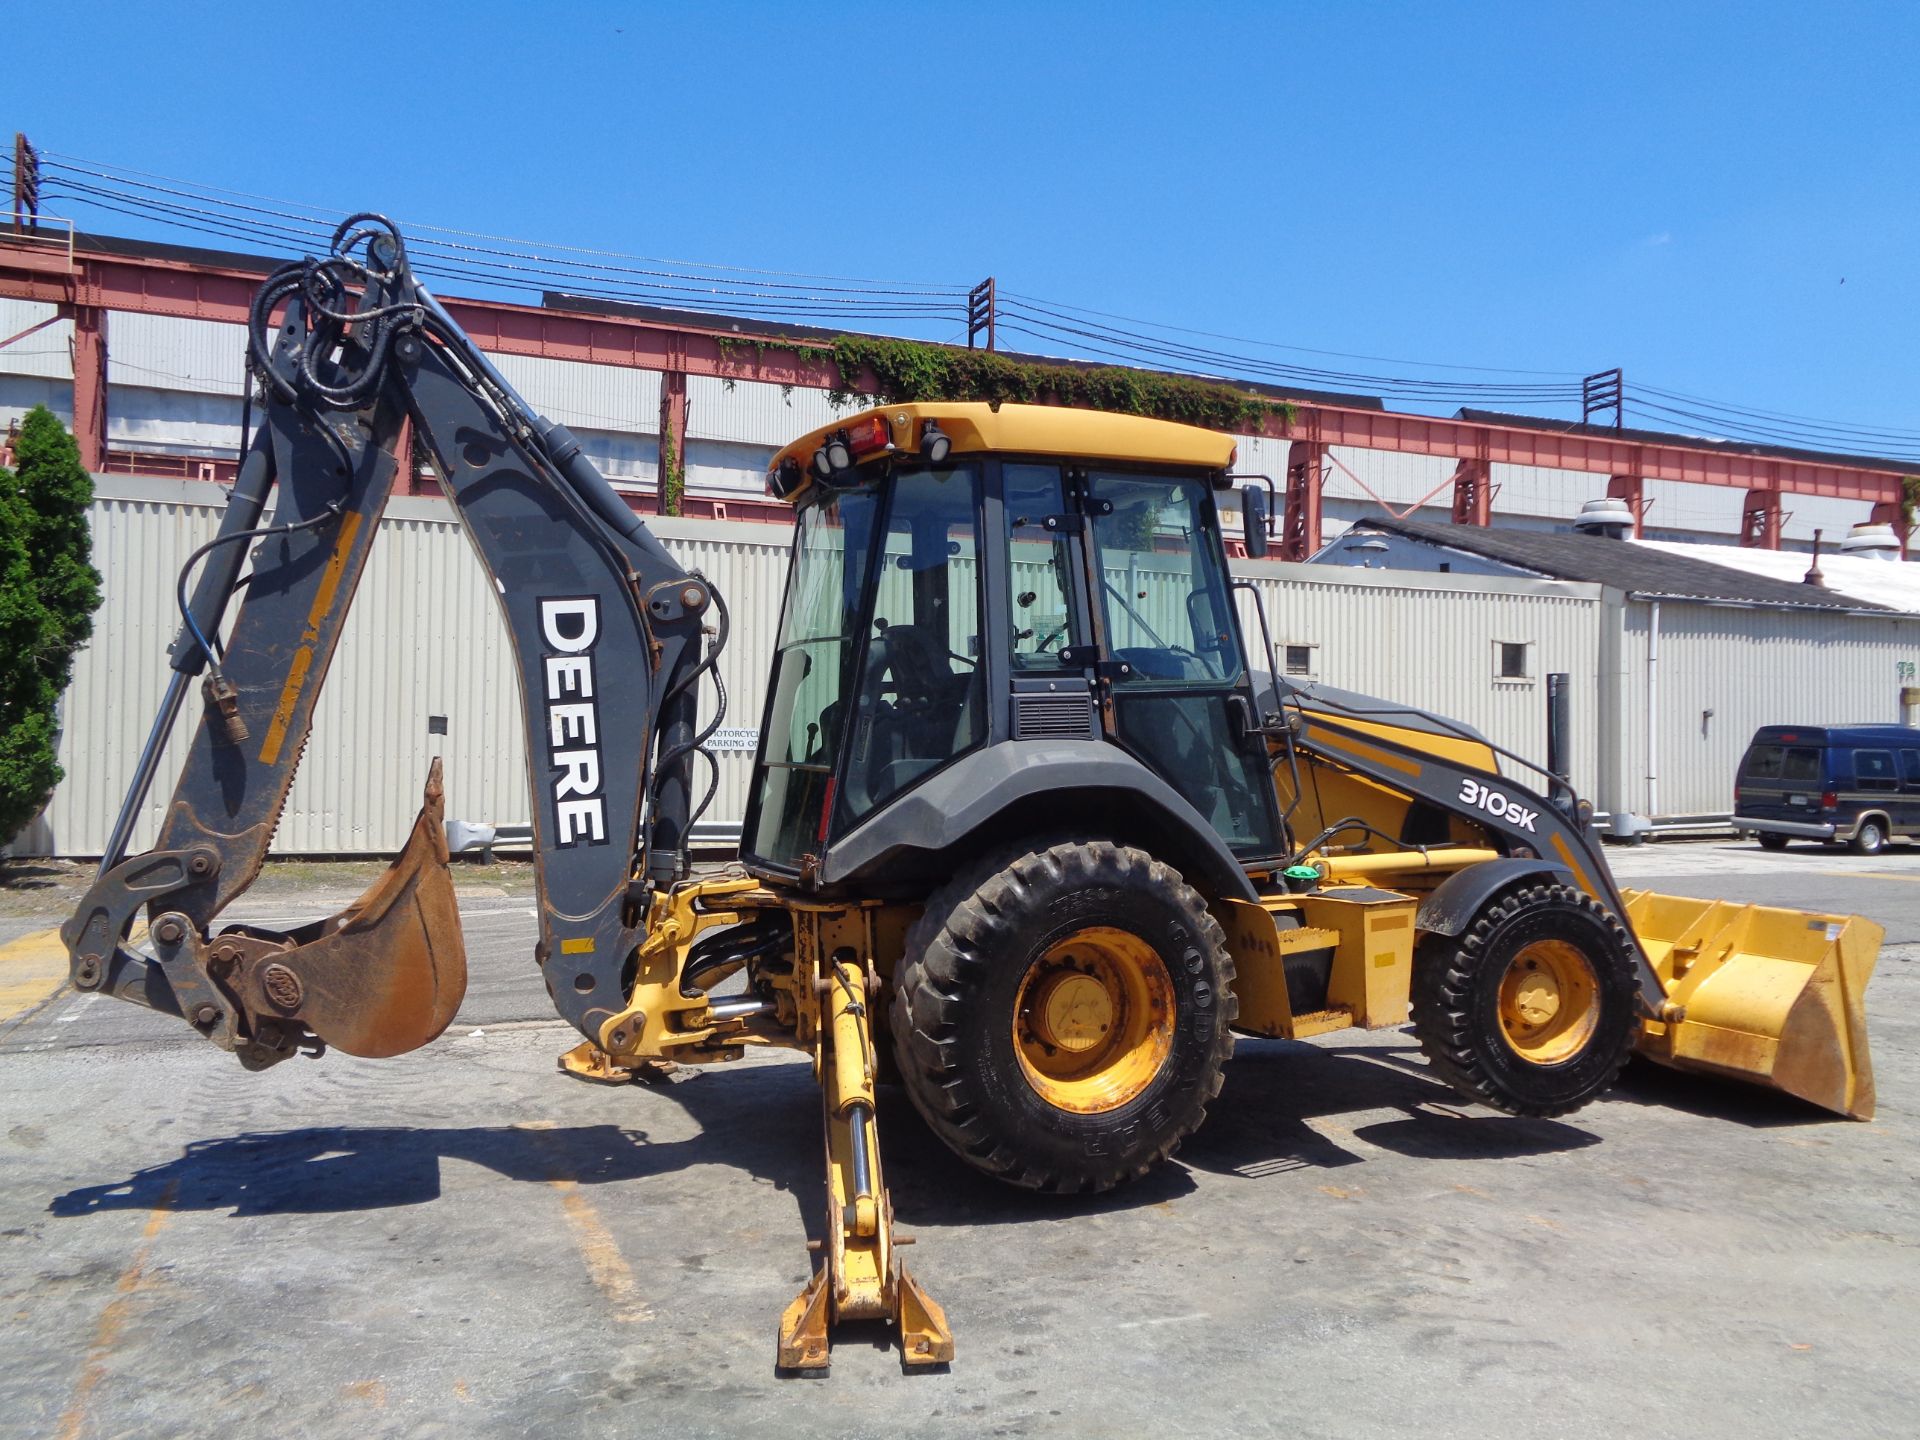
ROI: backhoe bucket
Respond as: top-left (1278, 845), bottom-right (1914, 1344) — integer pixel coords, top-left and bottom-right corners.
top-left (1621, 889), bottom-right (1879, 1120)
top-left (229, 760), bottom-right (468, 1058)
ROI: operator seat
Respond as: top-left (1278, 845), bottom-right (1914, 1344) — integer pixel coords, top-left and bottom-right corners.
top-left (848, 624), bottom-right (982, 811)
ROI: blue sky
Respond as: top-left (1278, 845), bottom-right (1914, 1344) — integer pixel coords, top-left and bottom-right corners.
top-left (12, 2), bottom-right (1917, 450)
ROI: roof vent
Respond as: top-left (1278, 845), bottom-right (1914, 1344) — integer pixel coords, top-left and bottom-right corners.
top-left (1838, 521), bottom-right (1902, 561)
top-left (1571, 496), bottom-right (1634, 539)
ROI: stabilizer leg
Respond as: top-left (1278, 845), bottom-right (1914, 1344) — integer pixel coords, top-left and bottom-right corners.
top-left (778, 952), bottom-right (953, 1373)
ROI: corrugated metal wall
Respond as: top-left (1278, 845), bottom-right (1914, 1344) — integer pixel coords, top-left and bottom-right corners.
top-left (16, 478), bottom-right (800, 857)
top-left (1605, 600), bottom-right (1920, 820)
top-left (20, 477), bottom-right (1631, 857)
top-left (1234, 560), bottom-right (1605, 800)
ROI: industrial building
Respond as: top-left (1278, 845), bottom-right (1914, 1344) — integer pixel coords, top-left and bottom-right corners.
top-left (4, 228), bottom-right (1918, 855)
top-left (1313, 513), bottom-right (1920, 832)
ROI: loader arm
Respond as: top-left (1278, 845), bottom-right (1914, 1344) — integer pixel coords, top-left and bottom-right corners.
top-left (61, 216), bottom-right (723, 1066)
top-left (1281, 696), bottom-right (1668, 1015)
top-left (1271, 680), bottom-right (1878, 1118)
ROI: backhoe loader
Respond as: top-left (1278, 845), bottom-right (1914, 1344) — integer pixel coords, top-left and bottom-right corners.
top-left (62, 217), bottom-right (1880, 1372)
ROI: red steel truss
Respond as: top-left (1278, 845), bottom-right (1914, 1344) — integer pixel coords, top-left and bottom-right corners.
top-left (3, 236), bottom-right (1908, 549)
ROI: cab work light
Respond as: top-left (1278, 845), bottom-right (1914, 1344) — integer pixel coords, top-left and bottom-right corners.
top-left (811, 416), bottom-right (893, 483)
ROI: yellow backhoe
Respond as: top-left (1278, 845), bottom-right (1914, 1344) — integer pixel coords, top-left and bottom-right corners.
top-left (61, 218), bottom-right (1879, 1373)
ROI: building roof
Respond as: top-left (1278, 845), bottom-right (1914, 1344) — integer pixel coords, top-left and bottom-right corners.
top-left (1636, 539), bottom-right (1920, 614)
top-left (1344, 516), bottom-right (1894, 612)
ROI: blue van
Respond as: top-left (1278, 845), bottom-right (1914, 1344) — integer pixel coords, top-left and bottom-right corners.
top-left (1733, 724), bottom-right (1920, 854)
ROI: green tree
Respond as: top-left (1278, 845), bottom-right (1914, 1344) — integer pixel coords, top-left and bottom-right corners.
top-left (0, 406), bottom-right (103, 844)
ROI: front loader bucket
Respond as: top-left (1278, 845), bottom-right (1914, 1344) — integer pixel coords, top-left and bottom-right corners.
top-left (230, 760), bottom-right (468, 1058)
top-left (1621, 889), bottom-right (1879, 1120)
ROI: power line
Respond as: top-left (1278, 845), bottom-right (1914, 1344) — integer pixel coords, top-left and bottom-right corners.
top-left (998, 287), bottom-right (1585, 378)
top-left (1630, 381), bottom-right (1920, 446)
top-left (27, 144), bottom-right (1917, 460)
top-left (40, 150), bottom-right (962, 289)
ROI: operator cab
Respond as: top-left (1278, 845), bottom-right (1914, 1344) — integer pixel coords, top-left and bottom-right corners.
top-left (743, 403), bottom-right (1284, 884)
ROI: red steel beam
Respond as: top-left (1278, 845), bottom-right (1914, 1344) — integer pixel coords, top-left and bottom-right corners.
top-left (66, 304), bottom-right (107, 471)
top-left (1741, 488), bottom-right (1784, 549)
top-left (1605, 475), bottom-right (1647, 538)
top-left (1449, 457), bottom-right (1492, 527)
top-left (1, 237), bottom-right (1905, 507)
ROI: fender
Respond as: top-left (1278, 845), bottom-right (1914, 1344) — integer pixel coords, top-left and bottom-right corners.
top-left (1416, 857), bottom-right (1578, 938)
top-left (822, 739), bottom-right (1259, 902)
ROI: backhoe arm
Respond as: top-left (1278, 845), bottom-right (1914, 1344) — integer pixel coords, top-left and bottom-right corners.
top-left (61, 216), bottom-right (724, 1067)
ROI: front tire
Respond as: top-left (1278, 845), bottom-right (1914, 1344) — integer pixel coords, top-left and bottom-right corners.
top-left (890, 840), bottom-right (1235, 1193)
top-left (1410, 883), bottom-right (1638, 1118)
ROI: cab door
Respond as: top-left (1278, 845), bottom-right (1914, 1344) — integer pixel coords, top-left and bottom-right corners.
top-left (1078, 468), bottom-right (1283, 860)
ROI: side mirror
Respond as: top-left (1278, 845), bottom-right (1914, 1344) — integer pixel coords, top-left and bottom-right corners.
top-left (1241, 483), bottom-right (1270, 559)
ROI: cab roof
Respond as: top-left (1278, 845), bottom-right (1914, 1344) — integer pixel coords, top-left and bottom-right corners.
top-left (767, 402), bottom-right (1237, 506)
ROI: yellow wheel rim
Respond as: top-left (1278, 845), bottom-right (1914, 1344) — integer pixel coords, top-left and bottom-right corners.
top-left (1497, 939), bottom-right (1600, 1064)
top-left (1013, 927), bottom-right (1175, 1114)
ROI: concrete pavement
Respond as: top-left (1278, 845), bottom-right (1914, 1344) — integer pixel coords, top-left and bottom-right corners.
top-left (2, 840), bottom-right (1917, 1439)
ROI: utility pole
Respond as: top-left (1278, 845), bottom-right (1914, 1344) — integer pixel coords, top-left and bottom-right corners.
top-left (1581, 368), bottom-right (1623, 430)
top-left (967, 277), bottom-right (996, 352)
top-left (12, 133), bottom-right (40, 233)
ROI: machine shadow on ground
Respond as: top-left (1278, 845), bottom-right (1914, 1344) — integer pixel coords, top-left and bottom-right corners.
top-left (45, 1032), bottom-right (1618, 1232)
top-left (1606, 1055), bottom-right (1841, 1128)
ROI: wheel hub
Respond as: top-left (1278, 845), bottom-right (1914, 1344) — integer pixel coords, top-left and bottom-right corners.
top-left (1032, 970), bottom-right (1113, 1053)
top-left (1012, 926), bottom-right (1176, 1114)
top-left (1509, 967), bottom-right (1563, 1027)
top-left (1497, 939), bottom-right (1600, 1064)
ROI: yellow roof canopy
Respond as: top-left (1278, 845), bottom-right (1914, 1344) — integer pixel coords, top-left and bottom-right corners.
top-left (768, 403), bottom-right (1237, 503)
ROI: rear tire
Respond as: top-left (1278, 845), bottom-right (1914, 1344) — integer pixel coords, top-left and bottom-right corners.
top-left (1410, 883), bottom-right (1638, 1118)
top-left (890, 840), bottom-right (1235, 1193)
top-left (1850, 818), bottom-right (1888, 856)
top-left (1756, 832), bottom-right (1791, 851)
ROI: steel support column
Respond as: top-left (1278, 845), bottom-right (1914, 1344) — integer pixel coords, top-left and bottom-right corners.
top-left (1281, 440), bottom-right (1327, 561)
top-left (1741, 488), bottom-right (1783, 549)
top-left (66, 303), bottom-right (107, 472)
top-left (658, 367), bottom-right (688, 516)
top-left (1606, 475), bottom-right (1647, 538)
top-left (1449, 457), bottom-right (1492, 527)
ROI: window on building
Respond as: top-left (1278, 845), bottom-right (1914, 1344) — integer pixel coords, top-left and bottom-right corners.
top-left (1283, 644), bottom-right (1315, 676)
top-left (1496, 642), bottom-right (1531, 680)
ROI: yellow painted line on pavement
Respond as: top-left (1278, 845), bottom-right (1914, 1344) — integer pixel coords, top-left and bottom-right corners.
top-left (1816, 868), bottom-right (1920, 885)
top-left (0, 926), bottom-right (72, 1026)
top-left (551, 1180), bottom-right (653, 1321)
top-left (55, 1181), bottom-right (178, 1440)
top-left (518, 1120), bottom-right (651, 1322)
top-left (0, 921), bottom-right (147, 1034)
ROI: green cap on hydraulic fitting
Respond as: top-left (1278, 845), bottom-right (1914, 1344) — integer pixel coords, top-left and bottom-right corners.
top-left (1282, 864), bottom-right (1320, 893)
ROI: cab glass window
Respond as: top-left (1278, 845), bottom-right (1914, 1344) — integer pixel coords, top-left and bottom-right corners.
top-left (840, 464), bottom-right (986, 822)
top-left (748, 485), bottom-right (882, 866)
top-left (1087, 472), bottom-right (1240, 686)
top-left (1005, 463), bottom-right (1079, 670)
